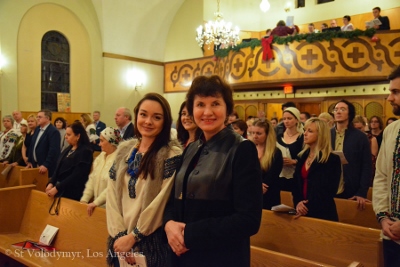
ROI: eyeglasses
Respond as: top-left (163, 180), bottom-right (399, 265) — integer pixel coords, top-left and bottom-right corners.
top-left (333, 107), bottom-right (347, 113)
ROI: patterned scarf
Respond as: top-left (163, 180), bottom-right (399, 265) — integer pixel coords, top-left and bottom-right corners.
top-left (391, 129), bottom-right (400, 219)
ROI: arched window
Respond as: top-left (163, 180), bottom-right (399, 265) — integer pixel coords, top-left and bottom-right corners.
top-left (41, 31), bottom-right (70, 111)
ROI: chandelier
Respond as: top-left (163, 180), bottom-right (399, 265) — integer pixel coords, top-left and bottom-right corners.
top-left (196, 0), bottom-right (240, 50)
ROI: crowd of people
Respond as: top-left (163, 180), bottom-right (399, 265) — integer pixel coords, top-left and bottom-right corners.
top-left (266, 6), bottom-right (390, 37)
top-left (1, 66), bottom-right (400, 266)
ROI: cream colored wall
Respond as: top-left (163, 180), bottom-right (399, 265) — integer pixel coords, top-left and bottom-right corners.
top-left (102, 57), bottom-right (165, 126)
top-left (164, 0), bottom-right (203, 62)
top-left (18, 3), bottom-right (90, 113)
top-left (0, 0), bottom-right (103, 119)
top-left (164, 92), bottom-right (187, 123)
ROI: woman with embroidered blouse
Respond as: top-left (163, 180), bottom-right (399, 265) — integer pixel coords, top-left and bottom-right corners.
top-left (0, 115), bottom-right (21, 162)
top-left (80, 127), bottom-right (121, 216)
top-left (106, 93), bottom-right (182, 267)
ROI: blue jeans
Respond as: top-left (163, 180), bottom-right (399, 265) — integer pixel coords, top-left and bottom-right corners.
top-left (383, 239), bottom-right (400, 267)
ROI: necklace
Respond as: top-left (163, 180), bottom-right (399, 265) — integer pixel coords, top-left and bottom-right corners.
top-left (286, 131), bottom-right (297, 138)
top-left (67, 149), bottom-right (75, 157)
top-left (306, 154), bottom-right (315, 167)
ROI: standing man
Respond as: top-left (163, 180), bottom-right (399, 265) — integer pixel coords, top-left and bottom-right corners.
top-left (331, 100), bottom-right (372, 210)
top-left (300, 112), bottom-right (311, 124)
top-left (92, 110), bottom-right (106, 151)
top-left (369, 7), bottom-right (390, 31)
top-left (373, 66), bottom-right (400, 266)
top-left (114, 107), bottom-right (134, 140)
top-left (12, 110), bottom-right (27, 132)
top-left (27, 109), bottom-right (60, 177)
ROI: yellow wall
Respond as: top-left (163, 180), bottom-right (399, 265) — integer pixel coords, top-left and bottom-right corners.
top-left (18, 3), bottom-right (91, 113)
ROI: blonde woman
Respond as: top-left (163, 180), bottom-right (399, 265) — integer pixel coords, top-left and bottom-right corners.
top-left (293, 118), bottom-right (341, 221)
top-left (252, 120), bottom-right (283, 209)
top-left (318, 112), bottom-right (334, 128)
top-left (80, 113), bottom-right (99, 143)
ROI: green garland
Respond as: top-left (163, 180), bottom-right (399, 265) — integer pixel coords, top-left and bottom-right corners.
top-left (213, 28), bottom-right (376, 58)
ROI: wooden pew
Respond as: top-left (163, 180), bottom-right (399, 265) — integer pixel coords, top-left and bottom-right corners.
top-left (0, 165), bottom-right (48, 192)
top-left (251, 246), bottom-right (336, 267)
top-left (367, 187), bottom-right (372, 201)
top-left (251, 209), bottom-right (382, 267)
top-left (280, 191), bottom-right (380, 229)
top-left (0, 185), bottom-right (108, 266)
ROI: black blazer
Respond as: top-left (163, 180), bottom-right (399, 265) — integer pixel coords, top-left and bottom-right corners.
top-left (330, 127), bottom-right (372, 198)
top-left (122, 122), bottom-right (135, 140)
top-left (49, 144), bottom-right (93, 201)
top-left (28, 124), bottom-right (61, 177)
top-left (95, 121), bottom-right (106, 137)
top-left (377, 16), bottom-right (390, 30)
top-left (293, 150), bottom-right (341, 221)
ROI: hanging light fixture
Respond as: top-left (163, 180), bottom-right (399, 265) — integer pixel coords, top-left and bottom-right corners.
top-left (196, 0), bottom-right (240, 50)
top-left (259, 0), bottom-right (271, 12)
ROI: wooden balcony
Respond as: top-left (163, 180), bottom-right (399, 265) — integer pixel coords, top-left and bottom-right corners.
top-left (164, 30), bottom-right (400, 93)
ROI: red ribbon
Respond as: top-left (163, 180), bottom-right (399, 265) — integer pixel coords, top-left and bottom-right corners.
top-left (261, 35), bottom-right (274, 61)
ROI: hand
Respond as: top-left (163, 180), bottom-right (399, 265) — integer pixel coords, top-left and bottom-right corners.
top-left (262, 183), bottom-right (268, 194)
top-left (295, 200), bottom-right (308, 219)
top-left (87, 203), bottom-right (97, 217)
top-left (2, 161), bottom-right (9, 165)
top-left (23, 156), bottom-right (28, 164)
top-left (348, 196), bottom-right (371, 210)
top-left (26, 163), bottom-right (33, 168)
top-left (45, 183), bottom-right (54, 194)
top-left (283, 157), bottom-right (295, 166)
top-left (38, 165), bottom-right (48, 174)
top-left (47, 187), bottom-right (58, 198)
top-left (124, 252), bottom-right (136, 265)
top-left (11, 162), bottom-right (18, 167)
top-left (381, 218), bottom-right (397, 240)
top-left (165, 220), bottom-right (189, 256)
top-left (114, 234), bottom-right (135, 253)
top-left (389, 220), bottom-right (400, 241)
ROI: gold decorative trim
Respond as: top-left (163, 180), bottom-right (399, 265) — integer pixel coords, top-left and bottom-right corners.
top-left (102, 52), bottom-right (164, 66)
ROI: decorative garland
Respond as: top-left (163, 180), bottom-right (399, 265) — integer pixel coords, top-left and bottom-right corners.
top-left (213, 28), bottom-right (376, 58)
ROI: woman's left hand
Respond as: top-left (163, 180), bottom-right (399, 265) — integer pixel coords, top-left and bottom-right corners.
top-left (295, 200), bottom-right (308, 219)
top-left (47, 187), bottom-right (58, 198)
top-left (262, 183), bottom-right (268, 194)
top-left (114, 234), bottom-right (135, 253)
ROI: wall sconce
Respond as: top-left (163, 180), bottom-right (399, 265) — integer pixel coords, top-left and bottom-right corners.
top-left (284, 7), bottom-right (290, 12)
top-left (135, 82), bottom-right (143, 91)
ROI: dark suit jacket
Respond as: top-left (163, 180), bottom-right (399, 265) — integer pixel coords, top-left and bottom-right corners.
top-left (49, 144), bottom-right (93, 201)
top-left (293, 150), bottom-right (341, 221)
top-left (93, 121), bottom-right (106, 151)
top-left (28, 124), bottom-right (61, 177)
top-left (122, 122), bottom-right (134, 140)
top-left (377, 16), bottom-right (390, 30)
top-left (330, 126), bottom-right (372, 198)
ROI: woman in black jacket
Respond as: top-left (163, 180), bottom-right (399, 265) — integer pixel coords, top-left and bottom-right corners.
top-left (293, 118), bottom-right (341, 221)
top-left (46, 121), bottom-right (93, 201)
top-left (164, 75), bottom-right (262, 267)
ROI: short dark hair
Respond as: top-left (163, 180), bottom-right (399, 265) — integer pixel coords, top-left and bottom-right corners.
top-left (301, 112), bottom-right (311, 119)
top-left (231, 119), bottom-right (248, 138)
top-left (68, 121), bottom-right (90, 147)
top-left (277, 20), bottom-right (286, 27)
top-left (386, 117), bottom-right (398, 126)
top-left (282, 102), bottom-right (296, 110)
top-left (39, 109), bottom-right (52, 121)
top-left (134, 93), bottom-right (172, 180)
top-left (335, 99), bottom-right (356, 125)
top-left (54, 117), bottom-right (67, 129)
top-left (322, 23), bottom-right (328, 28)
top-left (270, 117), bottom-right (278, 123)
top-left (186, 75), bottom-right (233, 119)
top-left (388, 65), bottom-right (400, 81)
top-left (343, 15), bottom-right (351, 21)
top-left (373, 7), bottom-right (381, 12)
top-left (308, 23), bottom-right (315, 27)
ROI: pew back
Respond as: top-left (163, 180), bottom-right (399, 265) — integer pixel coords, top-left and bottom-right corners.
top-left (0, 186), bottom-right (108, 266)
top-left (251, 209), bottom-right (382, 267)
top-left (280, 190), bottom-right (379, 229)
top-left (0, 165), bottom-right (48, 192)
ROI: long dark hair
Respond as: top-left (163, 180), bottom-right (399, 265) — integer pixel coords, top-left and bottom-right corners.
top-left (68, 121), bottom-right (90, 147)
top-left (134, 93), bottom-right (172, 180)
top-left (176, 101), bottom-right (202, 145)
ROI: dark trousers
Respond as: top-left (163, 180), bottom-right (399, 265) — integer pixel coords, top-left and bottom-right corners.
top-left (383, 239), bottom-right (400, 267)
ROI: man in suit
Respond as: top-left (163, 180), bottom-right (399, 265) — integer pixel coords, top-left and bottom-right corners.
top-left (26, 109), bottom-right (60, 177)
top-left (115, 107), bottom-right (134, 140)
top-left (92, 110), bottom-right (106, 151)
top-left (371, 7), bottom-right (390, 30)
top-left (331, 100), bottom-right (372, 210)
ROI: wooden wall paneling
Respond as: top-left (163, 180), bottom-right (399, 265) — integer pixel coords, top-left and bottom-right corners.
top-left (234, 105), bottom-right (246, 120)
